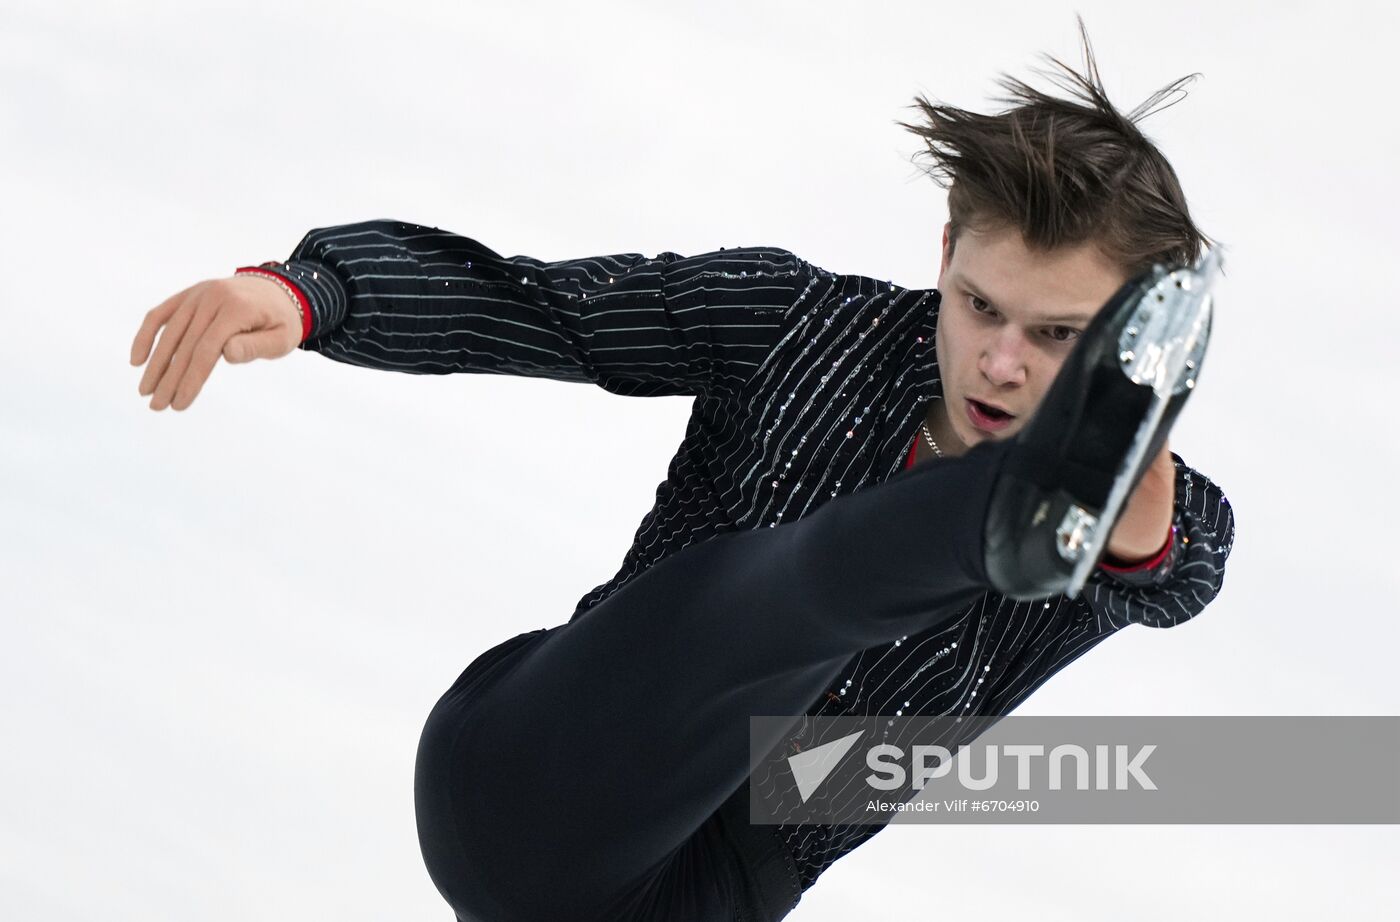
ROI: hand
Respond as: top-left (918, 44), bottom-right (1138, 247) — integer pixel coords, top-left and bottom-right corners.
top-left (130, 274), bottom-right (304, 411)
top-left (1103, 440), bottom-right (1175, 564)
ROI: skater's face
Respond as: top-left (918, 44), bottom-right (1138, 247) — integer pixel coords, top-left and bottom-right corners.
top-left (931, 220), bottom-right (1130, 454)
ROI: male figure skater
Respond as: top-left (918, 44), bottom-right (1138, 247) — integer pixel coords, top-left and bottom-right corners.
top-left (129, 24), bottom-right (1235, 922)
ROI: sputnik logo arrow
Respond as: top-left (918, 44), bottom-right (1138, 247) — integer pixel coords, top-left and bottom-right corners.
top-left (787, 730), bottom-right (866, 803)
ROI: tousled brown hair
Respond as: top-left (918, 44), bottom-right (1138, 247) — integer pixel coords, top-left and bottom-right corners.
top-left (895, 14), bottom-right (1217, 277)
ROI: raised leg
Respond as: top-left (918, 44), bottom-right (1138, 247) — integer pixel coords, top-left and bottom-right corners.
top-left (414, 436), bottom-right (1014, 921)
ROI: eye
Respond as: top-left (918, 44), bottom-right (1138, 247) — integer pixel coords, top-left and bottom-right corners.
top-left (1046, 326), bottom-right (1080, 344)
top-left (968, 294), bottom-right (993, 314)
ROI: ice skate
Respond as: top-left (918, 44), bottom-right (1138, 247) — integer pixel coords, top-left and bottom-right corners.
top-left (983, 246), bottom-right (1224, 601)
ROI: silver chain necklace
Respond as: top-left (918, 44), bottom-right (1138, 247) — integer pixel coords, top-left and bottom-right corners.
top-left (919, 421), bottom-right (944, 459)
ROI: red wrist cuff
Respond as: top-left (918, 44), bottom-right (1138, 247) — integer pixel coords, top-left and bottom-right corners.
top-left (1099, 523), bottom-right (1177, 572)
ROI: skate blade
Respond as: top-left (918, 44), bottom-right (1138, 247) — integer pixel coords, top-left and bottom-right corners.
top-left (1058, 245), bottom-right (1226, 598)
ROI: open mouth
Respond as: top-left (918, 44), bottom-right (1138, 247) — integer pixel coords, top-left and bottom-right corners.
top-left (966, 398), bottom-right (1015, 431)
top-left (969, 399), bottom-right (1012, 421)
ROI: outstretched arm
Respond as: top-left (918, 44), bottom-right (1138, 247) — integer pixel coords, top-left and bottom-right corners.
top-left (246, 219), bottom-right (822, 399)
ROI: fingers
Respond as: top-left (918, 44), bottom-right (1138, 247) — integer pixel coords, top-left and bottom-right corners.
top-left (130, 287), bottom-right (189, 368)
top-left (173, 313), bottom-right (249, 409)
top-left (147, 301), bottom-right (223, 411)
top-left (137, 295), bottom-right (199, 405)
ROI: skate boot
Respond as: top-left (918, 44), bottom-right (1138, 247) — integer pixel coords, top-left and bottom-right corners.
top-left (983, 245), bottom-right (1224, 601)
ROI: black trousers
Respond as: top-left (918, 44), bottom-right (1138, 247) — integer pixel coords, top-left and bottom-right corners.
top-left (414, 436), bottom-right (1014, 921)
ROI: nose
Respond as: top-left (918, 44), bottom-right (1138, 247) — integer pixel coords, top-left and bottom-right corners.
top-left (978, 328), bottom-right (1028, 387)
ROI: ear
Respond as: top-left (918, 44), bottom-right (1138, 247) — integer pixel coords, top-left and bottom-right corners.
top-left (938, 221), bottom-right (953, 281)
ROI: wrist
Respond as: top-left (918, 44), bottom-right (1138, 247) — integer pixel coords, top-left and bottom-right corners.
top-left (234, 265), bottom-right (311, 343)
top-left (1100, 523), bottom-right (1176, 571)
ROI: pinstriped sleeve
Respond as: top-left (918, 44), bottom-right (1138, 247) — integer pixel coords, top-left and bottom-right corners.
top-left (250, 219), bottom-right (818, 399)
top-left (1078, 453), bottom-right (1237, 630)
